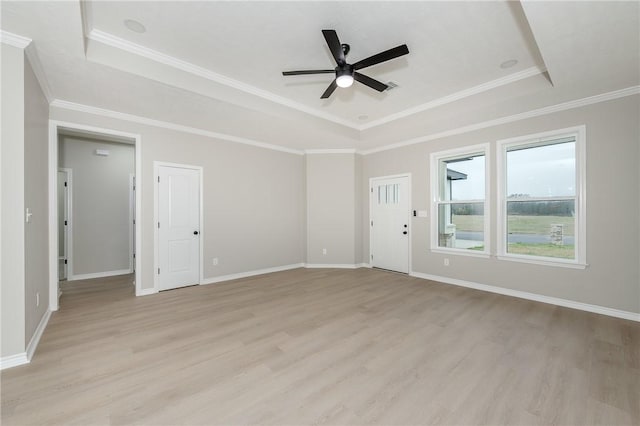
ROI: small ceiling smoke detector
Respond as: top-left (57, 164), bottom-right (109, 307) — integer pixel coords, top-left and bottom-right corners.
top-left (124, 19), bottom-right (146, 34)
top-left (500, 59), bottom-right (518, 69)
top-left (385, 81), bottom-right (399, 91)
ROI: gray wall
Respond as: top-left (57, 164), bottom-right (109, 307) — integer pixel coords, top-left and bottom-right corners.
top-left (24, 55), bottom-right (50, 344)
top-left (306, 153), bottom-right (357, 265)
top-left (362, 95), bottom-right (640, 313)
top-left (58, 137), bottom-right (134, 277)
top-left (1, 44), bottom-right (26, 357)
top-left (50, 107), bottom-right (306, 290)
top-left (48, 93), bottom-right (638, 314)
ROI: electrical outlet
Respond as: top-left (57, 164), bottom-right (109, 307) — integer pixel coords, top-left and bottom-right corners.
top-left (36, 292), bottom-right (40, 307)
top-left (444, 258), bottom-right (450, 266)
top-left (322, 248), bottom-right (327, 255)
top-left (213, 258), bottom-right (219, 266)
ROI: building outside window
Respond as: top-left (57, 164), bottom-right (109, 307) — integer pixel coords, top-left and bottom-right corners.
top-left (430, 144), bottom-right (490, 256)
top-left (497, 126), bottom-right (586, 268)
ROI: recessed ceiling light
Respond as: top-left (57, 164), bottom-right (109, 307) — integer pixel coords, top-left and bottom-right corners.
top-left (358, 114), bottom-right (369, 121)
top-left (500, 59), bottom-right (518, 69)
top-left (124, 19), bottom-right (146, 34)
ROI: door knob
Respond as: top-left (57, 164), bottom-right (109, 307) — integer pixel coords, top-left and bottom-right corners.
top-left (193, 231), bottom-right (199, 235)
top-left (403, 231), bottom-right (408, 235)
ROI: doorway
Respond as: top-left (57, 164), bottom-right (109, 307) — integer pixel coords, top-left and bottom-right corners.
top-left (154, 162), bottom-right (203, 291)
top-left (370, 174), bottom-right (411, 273)
top-left (48, 121), bottom-right (142, 311)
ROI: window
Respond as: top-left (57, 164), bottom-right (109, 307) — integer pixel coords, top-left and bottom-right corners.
top-left (430, 144), bottom-right (490, 256)
top-left (497, 126), bottom-right (586, 268)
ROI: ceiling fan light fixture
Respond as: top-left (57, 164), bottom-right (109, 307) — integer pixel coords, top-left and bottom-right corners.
top-left (336, 74), bottom-right (354, 88)
top-left (336, 67), bottom-right (354, 88)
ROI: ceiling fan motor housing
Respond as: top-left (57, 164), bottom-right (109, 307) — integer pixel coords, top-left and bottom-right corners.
top-left (336, 64), bottom-right (354, 78)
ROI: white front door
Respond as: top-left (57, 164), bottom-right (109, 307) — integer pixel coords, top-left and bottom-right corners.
top-left (158, 165), bottom-right (200, 291)
top-left (370, 175), bottom-right (410, 273)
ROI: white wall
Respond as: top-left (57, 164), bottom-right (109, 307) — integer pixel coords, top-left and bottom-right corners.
top-left (306, 153), bottom-right (358, 265)
top-left (1, 44), bottom-right (26, 357)
top-left (50, 107), bottom-right (306, 291)
top-left (58, 136), bottom-right (134, 277)
top-left (24, 55), bottom-right (50, 343)
top-left (362, 95), bottom-right (640, 314)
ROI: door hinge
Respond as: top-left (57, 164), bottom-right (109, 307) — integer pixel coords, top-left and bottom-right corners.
top-left (133, 219), bottom-right (135, 225)
top-left (133, 253), bottom-right (136, 258)
top-left (371, 220), bottom-right (373, 227)
top-left (64, 181), bottom-right (67, 187)
top-left (157, 176), bottom-right (160, 183)
top-left (157, 222), bottom-right (160, 228)
top-left (158, 268), bottom-right (160, 274)
top-left (371, 188), bottom-right (373, 193)
top-left (371, 254), bottom-right (373, 260)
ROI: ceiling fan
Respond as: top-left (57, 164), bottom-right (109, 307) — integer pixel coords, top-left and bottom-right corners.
top-left (282, 30), bottom-right (409, 99)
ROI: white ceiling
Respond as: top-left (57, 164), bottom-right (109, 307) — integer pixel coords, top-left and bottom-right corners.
top-left (1, 1), bottom-right (639, 152)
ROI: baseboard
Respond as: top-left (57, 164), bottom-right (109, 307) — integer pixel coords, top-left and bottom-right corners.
top-left (136, 288), bottom-right (158, 296)
top-left (68, 268), bottom-right (132, 281)
top-left (304, 263), bottom-right (361, 269)
top-left (26, 309), bottom-right (52, 361)
top-left (0, 353), bottom-right (29, 370)
top-left (410, 271), bottom-right (640, 322)
top-left (201, 263), bottom-right (305, 285)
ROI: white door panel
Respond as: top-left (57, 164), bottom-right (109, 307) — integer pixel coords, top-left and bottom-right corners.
top-left (371, 176), bottom-right (410, 273)
top-left (158, 165), bottom-right (200, 291)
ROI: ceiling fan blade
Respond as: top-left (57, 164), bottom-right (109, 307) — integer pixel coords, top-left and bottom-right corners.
top-left (320, 79), bottom-right (338, 99)
top-left (322, 29), bottom-right (345, 65)
top-left (282, 70), bottom-right (335, 76)
top-left (354, 72), bottom-right (388, 92)
top-left (353, 44), bottom-right (409, 70)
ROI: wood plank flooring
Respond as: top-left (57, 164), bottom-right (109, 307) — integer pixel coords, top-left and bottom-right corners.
top-left (1, 268), bottom-right (639, 425)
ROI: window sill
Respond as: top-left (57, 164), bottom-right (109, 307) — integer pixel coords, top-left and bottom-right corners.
top-left (497, 254), bottom-right (587, 270)
top-left (431, 248), bottom-right (490, 259)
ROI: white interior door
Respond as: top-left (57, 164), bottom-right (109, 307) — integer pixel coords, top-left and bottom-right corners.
top-left (370, 175), bottom-right (410, 273)
top-left (158, 165), bottom-right (200, 291)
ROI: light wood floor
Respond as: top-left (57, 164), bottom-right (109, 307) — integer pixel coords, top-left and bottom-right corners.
top-left (1, 268), bottom-right (639, 425)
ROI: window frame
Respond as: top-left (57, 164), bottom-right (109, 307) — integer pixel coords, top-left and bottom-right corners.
top-left (430, 143), bottom-right (491, 258)
top-left (496, 126), bottom-right (587, 269)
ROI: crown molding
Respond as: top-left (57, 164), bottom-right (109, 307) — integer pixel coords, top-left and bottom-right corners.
top-left (25, 44), bottom-right (53, 103)
top-left (0, 30), bottom-right (31, 49)
top-left (50, 99), bottom-right (305, 156)
top-left (359, 66), bottom-right (547, 130)
top-left (305, 149), bottom-right (357, 155)
top-left (86, 29), bottom-right (358, 130)
top-left (48, 87), bottom-right (638, 158)
top-left (359, 85), bottom-right (640, 155)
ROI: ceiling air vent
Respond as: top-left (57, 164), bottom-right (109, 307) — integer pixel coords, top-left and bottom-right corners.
top-left (385, 81), bottom-right (399, 91)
